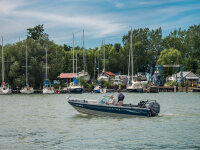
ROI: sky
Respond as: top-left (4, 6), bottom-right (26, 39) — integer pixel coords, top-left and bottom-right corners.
top-left (0, 0), bottom-right (200, 49)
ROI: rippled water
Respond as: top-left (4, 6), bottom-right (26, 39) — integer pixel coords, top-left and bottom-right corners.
top-left (0, 92), bottom-right (200, 149)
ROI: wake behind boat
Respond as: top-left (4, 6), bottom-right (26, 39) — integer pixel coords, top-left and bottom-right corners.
top-left (68, 96), bottom-right (160, 117)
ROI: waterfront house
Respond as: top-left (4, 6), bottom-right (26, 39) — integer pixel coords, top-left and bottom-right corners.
top-left (176, 71), bottom-right (199, 87)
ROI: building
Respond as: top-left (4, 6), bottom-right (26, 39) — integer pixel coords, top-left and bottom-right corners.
top-left (176, 71), bottom-right (199, 87)
top-left (57, 73), bottom-right (78, 84)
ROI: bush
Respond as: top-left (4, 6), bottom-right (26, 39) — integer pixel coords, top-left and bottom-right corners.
top-left (165, 81), bottom-right (181, 87)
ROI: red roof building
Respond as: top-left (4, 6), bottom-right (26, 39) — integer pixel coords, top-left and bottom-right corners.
top-left (105, 72), bottom-right (115, 76)
top-left (58, 73), bottom-right (78, 79)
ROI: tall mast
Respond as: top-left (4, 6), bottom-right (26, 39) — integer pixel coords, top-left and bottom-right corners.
top-left (26, 43), bottom-right (28, 85)
top-left (104, 40), bottom-right (105, 71)
top-left (45, 48), bottom-right (48, 81)
top-left (73, 33), bottom-right (74, 77)
top-left (83, 29), bottom-right (85, 73)
top-left (127, 35), bottom-right (131, 85)
top-left (1, 36), bottom-right (4, 83)
top-left (76, 45), bottom-right (77, 75)
top-left (98, 49), bottom-right (100, 77)
top-left (130, 28), bottom-right (134, 82)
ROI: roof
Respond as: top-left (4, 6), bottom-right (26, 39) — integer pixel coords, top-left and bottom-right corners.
top-left (58, 73), bottom-right (77, 79)
top-left (105, 72), bottom-right (115, 76)
top-left (177, 71), bottom-right (199, 79)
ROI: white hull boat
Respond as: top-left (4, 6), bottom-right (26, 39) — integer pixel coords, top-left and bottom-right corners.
top-left (20, 87), bottom-right (34, 94)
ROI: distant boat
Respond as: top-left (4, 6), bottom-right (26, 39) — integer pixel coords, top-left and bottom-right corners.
top-left (78, 70), bottom-right (90, 82)
top-left (68, 33), bottom-right (83, 94)
top-left (20, 43), bottom-right (34, 94)
top-left (97, 41), bottom-right (109, 82)
top-left (126, 28), bottom-right (143, 93)
top-left (0, 36), bottom-right (11, 94)
top-left (43, 48), bottom-right (54, 94)
top-left (78, 30), bottom-right (90, 82)
top-left (93, 80), bottom-right (106, 93)
top-left (93, 85), bottom-right (106, 93)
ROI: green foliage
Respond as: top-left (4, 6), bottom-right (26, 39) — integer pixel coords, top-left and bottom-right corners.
top-left (157, 48), bottom-right (182, 65)
top-left (157, 48), bottom-right (182, 81)
top-left (0, 24), bottom-right (200, 88)
top-left (165, 81), bottom-right (181, 87)
top-left (27, 24), bottom-right (48, 41)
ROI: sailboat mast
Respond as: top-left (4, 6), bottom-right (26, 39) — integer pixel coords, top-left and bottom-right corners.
top-left (130, 28), bottom-right (134, 82)
top-left (45, 48), bottom-right (48, 81)
top-left (76, 46), bottom-right (77, 75)
top-left (73, 33), bottom-right (74, 77)
top-left (83, 29), bottom-right (85, 73)
top-left (127, 38), bottom-right (130, 85)
top-left (1, 36), bottom-right (4, 83)
top-left (98, 49), bottom-right (99, 77)
top-left (26, 43), bottom-right (28, 85)
top-left (103, 40), bottom-right (105, 71)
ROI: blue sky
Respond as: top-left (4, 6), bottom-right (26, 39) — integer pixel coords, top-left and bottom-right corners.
top-left (0, 0), bottom-right (200, 48)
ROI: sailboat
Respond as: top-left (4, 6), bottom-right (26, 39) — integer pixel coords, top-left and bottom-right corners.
top-left (43, 48), bottom-right (54, 94)
top-left (68, 33), bottom-right (83, 94)
top-left (94, 42), bottom-right (107, 93)
top-left (20, 43), bottom-right (34, 94)
top-left (0, 36), bottom-right (12, 94)
top-left (78, 30), bottom-right (90, 82)
top-left (126, 28), bottom-right (143, 93)
top-left (97, 40), bottom-right (109, 82)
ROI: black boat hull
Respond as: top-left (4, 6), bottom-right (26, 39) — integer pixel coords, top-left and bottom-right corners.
top-left (68, 100), bottom-right (153, 117)
top-left (70, 88), bottom-right (83, 94)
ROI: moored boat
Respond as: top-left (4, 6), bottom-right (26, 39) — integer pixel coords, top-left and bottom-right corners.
top-left (68, 96), bottom-right (160, 117)
top-left (20, 86), bottom-right (34, 94)
top-left (0, 36), bottom-right (11, 94)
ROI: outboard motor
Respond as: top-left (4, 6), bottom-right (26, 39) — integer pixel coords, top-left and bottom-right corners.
top-left (146, 100), bottom-right (160, 116)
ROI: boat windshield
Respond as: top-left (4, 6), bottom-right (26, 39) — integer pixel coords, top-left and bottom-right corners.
top-left (99, 95), bottom-right (111, 104)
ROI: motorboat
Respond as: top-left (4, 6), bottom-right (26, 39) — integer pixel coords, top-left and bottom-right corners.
top-left (68, 96), bottom-right (160, 117)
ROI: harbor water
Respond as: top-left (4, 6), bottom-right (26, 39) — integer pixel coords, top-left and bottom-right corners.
top-left (0, 93), bottom-right (200, 149)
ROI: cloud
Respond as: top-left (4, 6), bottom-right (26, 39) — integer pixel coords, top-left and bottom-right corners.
top-left (115, 2), bottom-right (124, 8)
top-left (0, 0), bottom-right (199, 48)
top-left (0, 0), bottom-right (126, 44)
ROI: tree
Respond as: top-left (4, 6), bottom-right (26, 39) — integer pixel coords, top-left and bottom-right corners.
top-left (157, 48), bottom-right (182, 65)
top-left (157, 48), bottom-right (182, 80)
top-left (64, 44), bottom-right (72, 51)
top-left (27, 24), bottom-right (48, 41)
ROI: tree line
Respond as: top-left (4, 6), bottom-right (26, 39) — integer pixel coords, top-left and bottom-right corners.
top-left (0, 24), bottom-right (200, 88)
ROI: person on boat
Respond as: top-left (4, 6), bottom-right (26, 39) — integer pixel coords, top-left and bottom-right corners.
top-left (117, 89), bottom-right (124, 106)
top-left (106, 95), bottom-right (116, 105)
